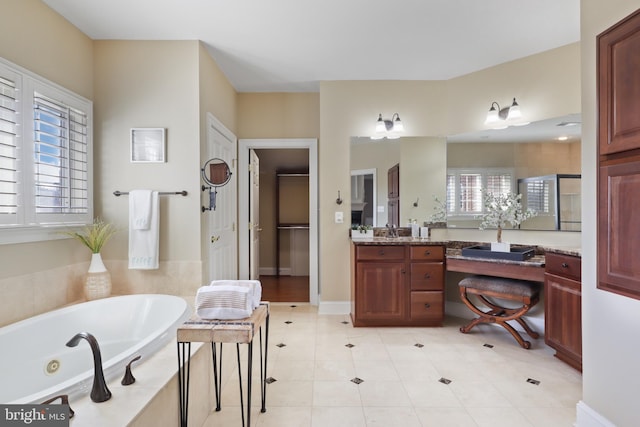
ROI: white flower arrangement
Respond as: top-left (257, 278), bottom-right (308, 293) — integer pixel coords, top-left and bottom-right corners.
top-left (478, 189), bottom-right (536, 243)
top-left (430, 196), bottom-right (447, 223)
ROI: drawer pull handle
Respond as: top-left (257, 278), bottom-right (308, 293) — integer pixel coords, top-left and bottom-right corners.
top-left (561, 263), bottom-right (569, 268)
top-left (379, 250), bottom-right (385, 256)
top-left (424, 273), bottom-right (431, 279)
top-left (401, 269), bottom-right (406, 274)
top-left (424, 303), bottom-right (431, 309)
top-left (424, 250), bottom-right (431, 256)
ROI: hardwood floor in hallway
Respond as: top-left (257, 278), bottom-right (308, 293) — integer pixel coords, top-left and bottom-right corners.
top-left (259, 275), bottom-right (310, 302)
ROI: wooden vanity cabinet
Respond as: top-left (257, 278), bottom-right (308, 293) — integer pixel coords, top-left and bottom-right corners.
top-left (544, 252), bottom-right (582, 371)
top-left (351, 244), bottom-right (444, 327)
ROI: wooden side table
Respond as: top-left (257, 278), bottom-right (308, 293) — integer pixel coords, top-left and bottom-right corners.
top-left (177, 303), bottom-right (270, 427)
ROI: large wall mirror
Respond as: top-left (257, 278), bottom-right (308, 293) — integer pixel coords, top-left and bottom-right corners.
top-left (350, 113), bottom-right (582, 232)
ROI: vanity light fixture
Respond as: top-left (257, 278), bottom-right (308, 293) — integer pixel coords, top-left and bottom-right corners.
top-left (484, 98), bottom-right (529, 129)
top-left (372, 113), bottom-right (404, 140)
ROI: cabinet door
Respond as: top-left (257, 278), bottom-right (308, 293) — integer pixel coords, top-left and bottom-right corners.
top-left (356, 262), bottom-right (406, 323)
top-left (545, 273), bottom-right (582, 370)
top-left (598, 9), bottom-right (640, 155)
top-left (598, 159), bottom-right (640, 299)
top-left (410, 291), bottom-right (443, 324)
top-left (410, 263), bottom-right (444, 290)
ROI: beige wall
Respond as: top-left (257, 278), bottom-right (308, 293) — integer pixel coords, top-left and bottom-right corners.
top-left (237, 93), bottom-right (320, 139)
top-left (198, 42), bottom-right (239, 281)
top-left (0, 0), bottom-right (94, 99)
top-left (445, 43), bottom-right (581, 135)
top-left (400, 137), bottom-right (447, 224)
top-left (580, 1), bottom-right (640, 426)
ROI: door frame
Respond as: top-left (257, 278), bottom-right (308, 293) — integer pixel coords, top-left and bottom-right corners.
top-left (207, 113), bottom-right (237, 281)
top-left (238, 138), bottom-right (319, 306)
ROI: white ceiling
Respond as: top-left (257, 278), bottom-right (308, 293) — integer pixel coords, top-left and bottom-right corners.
top-left (42, 0), bottom-right (580, 93)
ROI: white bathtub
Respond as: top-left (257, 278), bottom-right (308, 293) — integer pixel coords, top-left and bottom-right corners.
top-left (0, 294), bottom-right (191, 404)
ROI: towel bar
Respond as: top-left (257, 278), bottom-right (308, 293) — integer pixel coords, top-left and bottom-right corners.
top-left (113, 190), bottom-right (188, 197)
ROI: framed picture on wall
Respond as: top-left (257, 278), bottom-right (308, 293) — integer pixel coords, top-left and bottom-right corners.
top-left (130, 128), bottom-right (166, 163)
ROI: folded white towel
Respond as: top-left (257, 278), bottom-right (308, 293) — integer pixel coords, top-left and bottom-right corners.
top-left (195, 285), bottom-right (253, 320)
top-left (128, 190), bottom-right (159, 270)
top-left (130, 189), bottom-right (153, 230)
top-left (209, 280), bottom-right (262, 309)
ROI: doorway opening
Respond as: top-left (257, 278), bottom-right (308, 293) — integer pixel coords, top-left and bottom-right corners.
top-left (238, 139), bottom-right (318, 305)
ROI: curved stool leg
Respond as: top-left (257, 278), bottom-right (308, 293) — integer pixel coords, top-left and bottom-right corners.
top-left (458, 285), bottom-right (539, 349)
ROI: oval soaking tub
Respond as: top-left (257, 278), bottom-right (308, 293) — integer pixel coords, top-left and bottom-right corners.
top-left (0, 294), bottom-right (191, 404)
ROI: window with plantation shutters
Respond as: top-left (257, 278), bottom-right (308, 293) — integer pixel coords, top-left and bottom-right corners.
top-left (33, 93), bottom-right (89, 215)
top-left (0, 73), bottom-right (19, 224)
top-left (446, 168), bottom-right (514, 217)
top-left (0, 57), bottom-right (92, 243)
top-left (525, 179), bottom-right (550, 213)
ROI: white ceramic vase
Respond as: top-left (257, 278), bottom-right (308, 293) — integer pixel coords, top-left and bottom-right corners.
top-left (491, 242), bottom-right (511, 253)
top-left (85, 252), bottom-right (112, 300)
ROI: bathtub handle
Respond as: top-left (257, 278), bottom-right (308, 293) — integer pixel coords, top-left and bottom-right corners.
top-left (41, 394), bottom-right (74, 419)
top-left (122, 355), bottom-right (142, 386)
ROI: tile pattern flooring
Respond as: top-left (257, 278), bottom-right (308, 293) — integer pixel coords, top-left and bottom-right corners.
top-left (203, 303), bottom-right (582, 427)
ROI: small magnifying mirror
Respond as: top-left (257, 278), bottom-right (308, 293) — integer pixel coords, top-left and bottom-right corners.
top-left (202, 158), bottom-right (232, 211)
top-left (202, 158), bottom-right (232, 187)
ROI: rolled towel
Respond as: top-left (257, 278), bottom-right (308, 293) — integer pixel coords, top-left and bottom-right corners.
top-left (209, 280), bottom-right (262, 309)
top-left (195, 285), bottom-right (253, 320)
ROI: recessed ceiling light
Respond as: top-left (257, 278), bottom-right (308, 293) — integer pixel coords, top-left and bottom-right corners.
top-left (557, 136), bottom-right (569, 141)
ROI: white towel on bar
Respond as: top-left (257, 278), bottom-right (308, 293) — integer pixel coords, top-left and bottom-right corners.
top-left (130, 189), bottom-right (153, 230)
top-left (128, 190), bottom-right (159, 270)
top-left (209, 280), bottom-right (262, 309)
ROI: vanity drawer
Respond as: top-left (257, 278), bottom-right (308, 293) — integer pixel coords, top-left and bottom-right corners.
top-left (356, 245), bottom-right (405, 261)
top-left (410, 245), bottom-right (444, 261)
top-left (410, 263), bottom-right (444, 290)
top-left (410, 291), bottom-right (443, 323)
top-left (545, 252), bottom-right (581, 280)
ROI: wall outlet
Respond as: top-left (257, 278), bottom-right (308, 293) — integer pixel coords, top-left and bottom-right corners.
top-left (335, 211), bottom-right (344, 223)
top-left (377, 205), bottom-right (385, 213)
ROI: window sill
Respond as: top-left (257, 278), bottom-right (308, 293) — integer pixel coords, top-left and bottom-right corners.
top-left (0, 224), bottom-right (83, 245)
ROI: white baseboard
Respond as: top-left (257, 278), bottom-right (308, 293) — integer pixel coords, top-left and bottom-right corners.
top-left (318, 301), bottom-right (351, 315)
top-left (576, 401), bottom-right (615, 427)
top-left (446, 301), bottom-right (545, 336)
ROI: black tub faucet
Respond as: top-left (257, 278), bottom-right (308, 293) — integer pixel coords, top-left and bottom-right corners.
top-left (66, 332), bottom-right (112, 403)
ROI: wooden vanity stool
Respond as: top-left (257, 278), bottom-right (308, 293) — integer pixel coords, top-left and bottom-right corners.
top-left (458, 275), bottom-right (541, 349)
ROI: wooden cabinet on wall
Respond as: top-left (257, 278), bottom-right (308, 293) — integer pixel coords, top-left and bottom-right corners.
top-left (544, 252), bottom-right (582, 371)
top-left (597, 9), bottom-right (640, 299)
top-left (351, 243), bottom-right (444, 326)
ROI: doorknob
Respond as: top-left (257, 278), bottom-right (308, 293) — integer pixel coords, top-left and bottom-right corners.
top-left (211, 235), bottom-right (220, 243)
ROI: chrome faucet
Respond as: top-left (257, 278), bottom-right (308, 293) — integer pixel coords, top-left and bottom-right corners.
top-left (66, 332), bottom-right (112, 403)
top-left (385, 223), bottom-right (398, 238)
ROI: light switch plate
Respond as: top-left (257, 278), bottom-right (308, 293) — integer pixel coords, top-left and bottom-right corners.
top-left (335, 211), bottom-right (344, 223)
top-left (377, 205), bottom-right (385, 213)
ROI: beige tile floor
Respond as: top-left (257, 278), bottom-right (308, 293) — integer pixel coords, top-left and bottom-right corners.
top-left (203, 303), bottom-right (582, 427)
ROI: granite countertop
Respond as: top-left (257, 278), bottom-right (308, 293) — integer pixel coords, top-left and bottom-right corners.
top-left (351, 236), bottom-right (448, 246)
top-left (351, 237), bottom-right (581, 259)
top-left (538, 246), bottom-right (582, 257)
top-left (445, 247), bottom-right (546, 267)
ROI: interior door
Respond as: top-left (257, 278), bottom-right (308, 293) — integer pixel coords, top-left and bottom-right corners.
top-left (249, 149), bottom-right (261, 279)
top-left (207, 115), bottom-right (237, 281)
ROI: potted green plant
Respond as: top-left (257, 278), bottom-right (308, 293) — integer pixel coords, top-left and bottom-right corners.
top-left (479, 190), bottom-right (535, 252)
top-left (65, 219), bottom-right (116, 299)
top-left (351, 224), bottom-right (373, 239)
